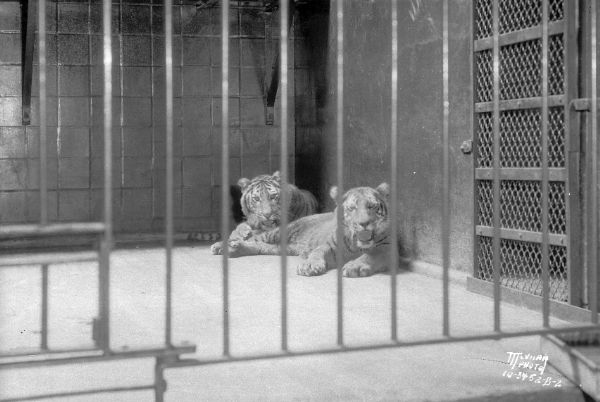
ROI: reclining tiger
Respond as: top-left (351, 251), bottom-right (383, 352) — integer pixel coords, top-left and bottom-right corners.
top-left (211, 171), bottom-right (319, 255)
top-left (222, 183), bottom-right (392, 278)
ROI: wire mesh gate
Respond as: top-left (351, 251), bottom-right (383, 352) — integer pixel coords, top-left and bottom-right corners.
top-left (1, 0), bottom-right (600, 401)
top-left (474, 0), bottom-right (580, 305)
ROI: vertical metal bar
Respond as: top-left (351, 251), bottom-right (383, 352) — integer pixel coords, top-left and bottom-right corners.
top-left (22, 0), bottom-right (36, 125)
top-left (441, 0), bottom-right (450, 337)
top-left (221, 0), bottom-right (231, 356)
top-left (540, 0), bottom-right (550, 327)
top-left (565, 0), bottom-right (582, 307)
top-left (154, 357), bottom-right (166, 402)
top-left (491, 0), bottom-right (501, 332)
top-left (38, 0), bottom-right (47, 225)
top-left (279, 0), bottom-right (289, 352)
top-left (389, 0), bottom-right (398, 342)
top-left (87, 1), bottom-right (94, 221)
top-left (471, 0), bottom-right (480, 282)
top-left (38, 0), bottom-right (49, 352)
top-left (164, 0), bottom-right (174, 348)
top-left (335, 0), bottom-right (344, 348)
top-left (54, 0), bottom-right (60, 222)
top-left (590, 0), bottom-right (599, 324)
top-left (41, 264), bottom-right (48, 350)
top-left (99, 0), bottom-right (113, 351)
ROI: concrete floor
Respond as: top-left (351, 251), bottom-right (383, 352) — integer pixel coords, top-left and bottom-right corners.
top-left (0, 244), bottom-right (588, 401)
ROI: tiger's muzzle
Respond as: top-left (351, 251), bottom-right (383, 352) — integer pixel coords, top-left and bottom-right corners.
top-left (356, 229), bottom-right (375, 249)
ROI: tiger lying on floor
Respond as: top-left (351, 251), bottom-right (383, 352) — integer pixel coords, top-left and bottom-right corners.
top-left (211, 171), bottom-right (318, 255)
top-left (224, 183), bottom-right (391, 278)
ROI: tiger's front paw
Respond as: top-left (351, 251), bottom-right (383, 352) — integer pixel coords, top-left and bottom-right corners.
top-left (226, 239), bottom-right (253, 258)
top-left (228, 238), bottom-right (241, 249)
top-left (342, 259), bottom-right (374, 278)
top-left (236, 223), bottom-right (253, 240)
top-left (210, 241), bottom-right (224, 255)
top-left (296, 257), bottom-right (327, 276)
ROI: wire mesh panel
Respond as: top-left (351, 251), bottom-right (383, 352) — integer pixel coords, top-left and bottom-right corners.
top-left (477, 238), bottom-right (568, 300)
top-left (499, 109), bottom-right (542, 167)
top-left (474, 0), bottom-right (569, 302)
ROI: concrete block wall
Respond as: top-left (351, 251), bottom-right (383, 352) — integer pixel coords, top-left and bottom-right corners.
top-left (0, 0), bottom-right (302, 233)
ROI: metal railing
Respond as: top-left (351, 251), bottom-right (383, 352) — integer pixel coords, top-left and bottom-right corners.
top-left (0, 1), bottom-right (599, 401)
top-left (0, 1), bottom-right (194, 401)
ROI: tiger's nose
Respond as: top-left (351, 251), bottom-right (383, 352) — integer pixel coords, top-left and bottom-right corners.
top-left (358, 220), bottom-right (370, 229)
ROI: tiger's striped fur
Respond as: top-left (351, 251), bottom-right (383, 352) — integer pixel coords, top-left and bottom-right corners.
top-left (225, 183), bottom-right (391, 278)
top-left (211, 171), bottom-right (318, 255)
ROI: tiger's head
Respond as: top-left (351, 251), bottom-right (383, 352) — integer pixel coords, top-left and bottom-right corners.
top-left (238, 171), bottom-right (283, 231)
top-left (330, 183), bottom-right (390, 251)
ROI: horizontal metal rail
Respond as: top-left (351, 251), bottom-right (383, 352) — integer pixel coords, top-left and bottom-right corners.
top-left (475, 168), bottom-right (566, 181)
top-left (0, 385), bottom-right (155, 402)
top-left (0, 344), bottom-right (195, 370)
top-left (474, 20), bottom-right (565, 51)
top-left (0, 251), bottom-right (98, 268)
top-left (475, 226), bottom-right (566, 247)
top-left (0, 346), bottom-right (98, 360)
top-left (0, 223), bottom-right (105, 240)
top-left (163, 324), bottom-right (600, 370)
top-left (475, 95), bottom-right (564, 112)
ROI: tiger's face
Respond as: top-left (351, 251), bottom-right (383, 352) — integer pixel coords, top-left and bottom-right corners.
top-left (238, 172), bottom-right (282, 231)
top-left (331, 183), bottom-right (390, 250)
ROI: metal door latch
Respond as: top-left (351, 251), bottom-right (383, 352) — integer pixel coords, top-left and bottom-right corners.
top-left (570, 98), bottom-right (591, 111)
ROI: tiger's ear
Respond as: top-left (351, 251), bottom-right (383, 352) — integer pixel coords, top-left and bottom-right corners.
top-left (376, 182), bottom-right (390, 199)
top-left (329, 186), bottom-right (339, 202)
top-left (238, 177), bottom-right (251, 190)
top-left (272, 171), bottom-right (281, 181)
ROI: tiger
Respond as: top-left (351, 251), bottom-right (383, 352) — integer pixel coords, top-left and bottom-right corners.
top-left (210, 171), bottom-right (319, 255)
top-left (224, 183), bottom-right (392, 278)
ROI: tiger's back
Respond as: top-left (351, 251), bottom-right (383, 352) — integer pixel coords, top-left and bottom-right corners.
top-left (257, 212), bottom-right (337, 253)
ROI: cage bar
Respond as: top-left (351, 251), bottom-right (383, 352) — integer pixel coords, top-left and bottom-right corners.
top-left (441, 0), bottom-right (450, 337)
top-left (591, 0), bottom-right (599, 324)
top-left (38, 0), bottom-right (47, 225)
top-left (41, 264), bottom-right (48, 350)
top-left (471, 0), bottom-right (480, 283)
top-left (279, 0), bottom-right (289, 352)
top-left (97, 0), bottom-right (113, 352)
top-left (164, 0), bottom-right (174, 348)
top-left (491, 0), bottom-right (501, 331)
top-left (540, 0), bottom-right (550, 328)
top-left (335, 0), bottom-right (344, 347)
top-left (565, 0), bottom-right (583, 308)
top-left (22, 0), bottom-right (35, 126)
top-left (221, 0), bottom-right (231, 356)
top-left (389, 0), bottom-right (398, 342)
top-left (37, 0), bottom-right (49, 353)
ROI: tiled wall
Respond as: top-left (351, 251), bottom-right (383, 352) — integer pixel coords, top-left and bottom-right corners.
top-left (0, 1), bottom-right (304, 233)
